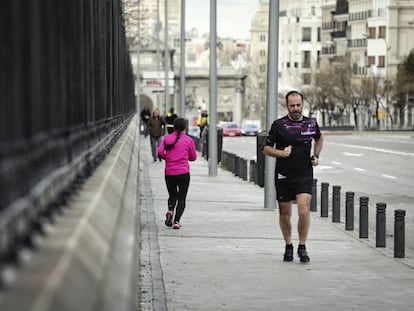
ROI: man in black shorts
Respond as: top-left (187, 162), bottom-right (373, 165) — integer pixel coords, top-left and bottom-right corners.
top-left (262, 90), bottom-right (323, 263)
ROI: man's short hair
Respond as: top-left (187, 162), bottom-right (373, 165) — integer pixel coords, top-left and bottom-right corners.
top-left (285, 90), bottom-right (304, 103)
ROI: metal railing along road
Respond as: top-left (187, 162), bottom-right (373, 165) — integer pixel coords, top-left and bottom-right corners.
top-left (0, 0), bottom-right (135, 274)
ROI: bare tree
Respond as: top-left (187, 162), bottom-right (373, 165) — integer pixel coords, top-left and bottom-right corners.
top-left (352, 77), bottom-right (374, 130)
top-left (329, 54), bottom-right (355, 127)
top-left (395, 49), bottom-right (414, 129)
top-left (310, 65), bottom-right (338, 127)
top-left (123, 0), bottom-right (152, 48)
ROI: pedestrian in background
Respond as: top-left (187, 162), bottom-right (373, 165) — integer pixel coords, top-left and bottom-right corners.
top-left (262, 90), bottom-right (323, 263)
top-left (158, 117), bottom-right (197, 229)
top-left (165, 107), bottom-right (178, 134)
top-left (140, 104), bottom-right (151, 136)
top-left (197, 109), bottom-right (208, 138)
top-left (147, 108), bottom-right (165, 162)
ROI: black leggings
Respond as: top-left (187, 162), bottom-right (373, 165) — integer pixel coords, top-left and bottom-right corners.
top-left (165, 173), bottom-right (190, 223)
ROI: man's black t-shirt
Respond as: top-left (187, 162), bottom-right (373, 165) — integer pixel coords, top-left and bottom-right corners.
top-left (262, 115), bottom-right (321, 182)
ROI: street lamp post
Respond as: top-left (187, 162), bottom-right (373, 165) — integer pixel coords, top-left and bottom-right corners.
top-left (383, 38), bottom-right (390, 130)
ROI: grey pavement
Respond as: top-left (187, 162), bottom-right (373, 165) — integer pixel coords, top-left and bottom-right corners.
top-left (138, 131), bottom-right (414, 311)
top-left (1, 118), bottom-right (413, 311)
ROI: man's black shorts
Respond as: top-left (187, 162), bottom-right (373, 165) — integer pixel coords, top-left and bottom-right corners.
top-left (275, 177), bottom-right (312, 202)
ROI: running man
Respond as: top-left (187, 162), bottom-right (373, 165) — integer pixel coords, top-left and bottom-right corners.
top-left (262, 90), bottom-right (323, 263)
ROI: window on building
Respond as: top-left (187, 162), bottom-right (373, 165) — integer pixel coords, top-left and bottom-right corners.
top-left (173, 38), bottom-right (180, 48)
top-left (378, 55), bottom-right (385, 67)
top-left (294, 62), bottom-right (298, 68)
top-left (352, 63), bottom-right (358, 74)
top-left (260, 64), bottom-right (266, 72)
top-left (303, 51), bottom-right (311, 68)
top-left (260, 50), bottom-right (266, 57)
top-left (302, 27), bottom-right (311, 42)
top-left (259, 82), bottom-right (266, 90)
top-left (303, 73), bottom-right (311, 85)
top-left (367, 27), bottom-right (376, 38)
top-left (317, 27), bottom-right (321, 42)
top-left (260, 35), bottom-right (266, 42)
top-left (367, 56), bottom-right (375, 66)
top-left (287, 62), bottom-right (290, 68)
top-left (378, 26), bottom-right (386, 38)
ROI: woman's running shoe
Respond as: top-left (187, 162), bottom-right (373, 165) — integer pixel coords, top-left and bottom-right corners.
top-left (172, 222), bottom-right (182, 229)
top-left (165, 211), bottom-right (173, 227)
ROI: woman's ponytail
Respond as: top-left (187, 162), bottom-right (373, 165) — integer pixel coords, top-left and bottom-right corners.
top-left (164, 118), bottom-right (186, 150)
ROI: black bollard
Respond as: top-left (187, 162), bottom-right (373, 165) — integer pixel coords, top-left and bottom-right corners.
top-left (310, 179), bottom-right (318, 212)
top-left (320, 182), bottom-right (329, 217)
top-left (394, 209), bottom-right (406, 258)
top-left (359, 197), bottom-right (369, 238)
top-left (332, 185), bottom-right (341, 223)
top-left (345, 192), bottom-right (355, 231)
top-left (376, 203), bottom-right (386, 247)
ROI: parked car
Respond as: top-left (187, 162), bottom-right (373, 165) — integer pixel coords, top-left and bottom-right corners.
top-left (241, 123), bottom-right (260, 136)
top-left (220, 122), bottom-right (241, 137)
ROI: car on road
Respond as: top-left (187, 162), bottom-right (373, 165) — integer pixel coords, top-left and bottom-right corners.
top-left (240, 123), bottom-right (260, 136)
top-left (220, 122), bottom-right (241, 137)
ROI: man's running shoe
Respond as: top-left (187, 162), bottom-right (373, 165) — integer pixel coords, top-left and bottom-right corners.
top-left (165, 211), bottom-right (173, 227)
top-left (283, 244), bottom-right (294, 262)
top-left (297, 245), bottom-right (310, 263)
top-left (172, 222), bottom-right (182, 229)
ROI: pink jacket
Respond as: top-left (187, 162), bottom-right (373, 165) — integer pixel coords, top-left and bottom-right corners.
top-left (158, 132), bottom-right (197, 176)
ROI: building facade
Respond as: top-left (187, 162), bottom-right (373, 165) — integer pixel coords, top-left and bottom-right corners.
top-left (320, 0), bottom-right (414, 129)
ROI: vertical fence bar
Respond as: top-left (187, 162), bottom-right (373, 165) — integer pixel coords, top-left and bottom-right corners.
top-left (376, 203), bottom-right (386, 247)
top-left (345, 191), bottom-right (354, 230)
top-left (332, 185), bottom-right (341, 223)
top-left (394, 209), bottom-right (406, 258)
top-left (310, 178), bottom-right (317, 212)
top-left (359, 197), bottom-right (369, 238)
top-left (320, 182), bottom-right (329, 217)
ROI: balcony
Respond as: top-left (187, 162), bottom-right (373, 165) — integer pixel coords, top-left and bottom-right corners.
top-left (331, 30), bottom-right (346, 38)
top-left (348, 39), bottom-right (367, 48)
top-left (321, 46), bottom-right (336, 59)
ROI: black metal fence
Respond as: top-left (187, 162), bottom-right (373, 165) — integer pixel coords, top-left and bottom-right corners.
top-left (0, 0), bottom-right (135, 263)
top-left (0, 0), bottom-right (135, 210)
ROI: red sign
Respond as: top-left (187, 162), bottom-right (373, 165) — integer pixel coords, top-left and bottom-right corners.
top-left (145, 79), bottom-right (163, 87)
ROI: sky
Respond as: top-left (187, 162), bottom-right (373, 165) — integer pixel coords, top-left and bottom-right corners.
top-left (185, 0), bottom-right (261, 39)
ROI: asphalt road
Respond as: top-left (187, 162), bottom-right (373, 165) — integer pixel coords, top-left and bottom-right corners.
top-left (222, 132), bottom-right (414, 259)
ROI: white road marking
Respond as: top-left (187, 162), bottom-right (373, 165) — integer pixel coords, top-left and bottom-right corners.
top-left (316, 165), bottom-right (334, 170)
top-left (382, 174), bottom-right (397, 179)
top-left (354, 167), bottom-right (366, 172)
top-left (330, 142), bottom-right (414, 157)
top-left (331, 161), bottom-right (342, 165)
top-left (343, 152), bottom-right (363, 157)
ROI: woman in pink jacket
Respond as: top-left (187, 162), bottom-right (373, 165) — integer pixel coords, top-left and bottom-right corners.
top-left (158, 118), bottom-right (197, 229)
